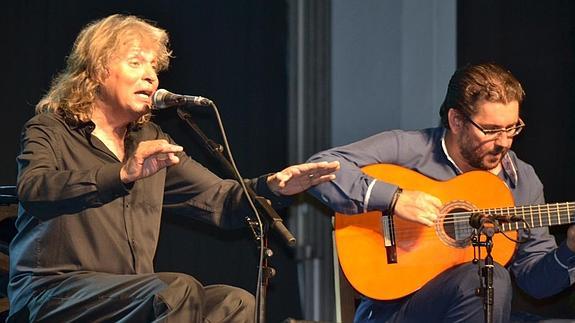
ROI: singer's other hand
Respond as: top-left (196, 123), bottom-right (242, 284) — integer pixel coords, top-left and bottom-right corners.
top-left (120, 140), bottom-right (183, 183)
top-left (267, 161), bottom-right (340, 196)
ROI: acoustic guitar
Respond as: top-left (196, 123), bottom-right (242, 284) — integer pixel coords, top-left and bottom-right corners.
top-left (334, 164), bottom-right (574, 300)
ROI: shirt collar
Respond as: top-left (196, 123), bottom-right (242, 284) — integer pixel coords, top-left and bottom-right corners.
top-left (440, 128), bottom-right (518, 186)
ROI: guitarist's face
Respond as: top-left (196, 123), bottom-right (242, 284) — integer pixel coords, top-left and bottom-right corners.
top-left (458, 100), bottom-right (520, 171)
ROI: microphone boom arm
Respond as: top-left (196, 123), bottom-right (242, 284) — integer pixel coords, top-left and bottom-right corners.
top-left (175, 107), bottom-right (296, 246)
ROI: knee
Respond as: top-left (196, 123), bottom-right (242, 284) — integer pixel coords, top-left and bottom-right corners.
top-left (160, 272), bottom-right (204, 292)
top-left (156, 272), bottom-right (205, 310)
top-left (224, 287), bottom-right (255, 314)
top-left (454, 262), bottom-right (511, 296)
top-left (492, 263), bottom-right (512, 301)
top-left (459, 262), bottom-right (512, 301)
top-left (206, 285), bottom-right (255, 322)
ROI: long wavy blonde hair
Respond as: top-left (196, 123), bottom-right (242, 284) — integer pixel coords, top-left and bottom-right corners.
top-left (36, 14), bottom-right (172, 125)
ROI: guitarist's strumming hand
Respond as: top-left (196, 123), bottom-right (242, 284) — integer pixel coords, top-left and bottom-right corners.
top-left (567, 225), bottom-right (575, 252)
top-left (393, 189), bottom-right (442, 227)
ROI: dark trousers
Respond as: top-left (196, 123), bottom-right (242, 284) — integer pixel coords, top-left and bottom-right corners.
top-left (9, 272), bottom-right (255, 322)
top-left (354, 262), bottom-right (512, 323)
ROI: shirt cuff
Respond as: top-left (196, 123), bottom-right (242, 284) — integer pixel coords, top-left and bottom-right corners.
top-left (254, 174), bottom-right (293, 209)
top-left (364, 180), bottom-right (399, 213)
top-left (96, 163), bottom-right (131, 202)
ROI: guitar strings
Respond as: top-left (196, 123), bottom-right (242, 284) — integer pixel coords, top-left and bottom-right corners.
top-left (384, 204), bottom-right (575, 239)
top-left (436, 204), bottom-right (575, 225)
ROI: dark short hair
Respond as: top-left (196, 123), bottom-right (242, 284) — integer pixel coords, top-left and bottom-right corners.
top-left (439, 63), bottom-right (525, 128)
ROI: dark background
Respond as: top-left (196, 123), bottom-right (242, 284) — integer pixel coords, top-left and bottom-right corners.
top-left (459, 1), bottom-right (575, 206)
top-left (2, 0), bottom-right (575, 321)
top-left (459, 1), bottom-right (575, 317)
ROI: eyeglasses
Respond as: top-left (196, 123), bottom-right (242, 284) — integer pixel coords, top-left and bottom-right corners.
top-left (463, 113), bottom-right (525, 139)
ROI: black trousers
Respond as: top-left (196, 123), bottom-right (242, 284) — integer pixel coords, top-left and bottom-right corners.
top-left (9, 272), bottom-right (255, 322)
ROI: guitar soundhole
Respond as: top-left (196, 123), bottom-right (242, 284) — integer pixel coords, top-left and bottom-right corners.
top-left (436, 201), bottom-right (476, 248)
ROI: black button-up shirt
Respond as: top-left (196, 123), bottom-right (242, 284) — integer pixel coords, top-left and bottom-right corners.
top-left (8, 112), bottom-right (289, 313)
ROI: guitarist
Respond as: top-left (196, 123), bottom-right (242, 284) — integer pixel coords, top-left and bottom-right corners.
top-left (308, 63), bottom-right (575, 322)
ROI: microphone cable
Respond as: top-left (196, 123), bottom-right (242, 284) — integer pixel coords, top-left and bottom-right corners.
top-left (189, 100), bottom-right (267, 323)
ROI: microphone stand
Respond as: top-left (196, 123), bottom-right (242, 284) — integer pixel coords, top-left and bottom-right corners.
top-left (176, 107), bottom-right (295, 323)
top-left (470, 213), bottom-right (496, 323)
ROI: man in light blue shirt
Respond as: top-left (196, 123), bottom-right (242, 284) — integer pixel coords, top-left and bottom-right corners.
top-left (308, 63), bottom-right (575, 322)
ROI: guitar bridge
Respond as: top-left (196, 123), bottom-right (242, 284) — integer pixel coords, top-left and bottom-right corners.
top-left (381, 215), bottom-right (397, 263)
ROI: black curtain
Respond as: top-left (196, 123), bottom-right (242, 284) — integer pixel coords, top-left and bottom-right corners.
top-left (458, 0), bottom-right (575, 318)
top-left (1, 1), bottom-right (300, 321)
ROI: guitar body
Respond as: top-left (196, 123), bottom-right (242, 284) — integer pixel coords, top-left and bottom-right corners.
top-left (334, 164), bottom-right (518, 300)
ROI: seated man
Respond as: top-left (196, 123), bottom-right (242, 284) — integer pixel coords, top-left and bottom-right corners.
top-left (8, 14), bottom-right (339, 322)
top-left (308, 63), bottom-right (575, 322)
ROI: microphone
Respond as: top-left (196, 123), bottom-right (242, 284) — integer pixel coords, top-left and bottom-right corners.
top-left (469, 211), bottom-right (523, 229)
top-left (152, 89), bottom-right (213, 110)
top-left (492, 213), bottom-right (524, 222)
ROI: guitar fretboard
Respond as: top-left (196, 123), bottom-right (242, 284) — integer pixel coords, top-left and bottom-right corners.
top-left (483, 202), bottom-right (575, 231)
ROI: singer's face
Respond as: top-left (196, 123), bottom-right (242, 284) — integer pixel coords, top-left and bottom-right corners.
top-left (97, 40), bottom-right (159, 123)
top-left (455, 100), bottom-right (519, 171)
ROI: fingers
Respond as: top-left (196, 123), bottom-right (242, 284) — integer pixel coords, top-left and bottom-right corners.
top-left (419, 208), bottom-right (438, 226)
top-left (273, 171), bottom-right (292, 188)
top-left (421, 193), bottom-right (441, 221)
top-left (134, 140), bottom-right (183, 160)
top-left (308, 173), bottom-right (337, 185)
top-left (394, 190), bottom-right (442, 227)
top-left (419, 216), bottom-right (436, 227)
top-left (426, 194), bottom-right (443, 210)
top-left (277, 161), bottom-right (340, 184)
top-left (302, 161), bottom-right (341, 176)
top-left (266, 161), bottom-right (340, 196)
top-left (121, 140), bottom-right (184, 183)
top-left (566, 225), bottom-right (575, 251)
top-left (155, 153), bottom-right (180, 167)
top-left (293, 161), bottom-right (340, 181)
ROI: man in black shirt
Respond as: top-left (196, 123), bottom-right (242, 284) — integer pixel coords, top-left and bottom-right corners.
top-left (8, 14), bottom-right (339, 322)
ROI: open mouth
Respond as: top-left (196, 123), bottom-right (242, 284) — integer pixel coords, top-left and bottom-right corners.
top-left (135, 90), bottom-right (153, 100)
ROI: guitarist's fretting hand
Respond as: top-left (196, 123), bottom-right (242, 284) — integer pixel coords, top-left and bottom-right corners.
top-left (394, 189), bottom-right (442, 227)
top-left (567, 225), bottom-right (575, 252)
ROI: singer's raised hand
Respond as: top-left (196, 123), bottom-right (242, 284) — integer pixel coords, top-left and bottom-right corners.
top-left (267, 161), bottom-right (340, 196)
top-left (120, 140), bottom-right (183, 183)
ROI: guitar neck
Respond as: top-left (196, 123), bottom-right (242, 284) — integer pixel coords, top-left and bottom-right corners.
top-left (488, 202), bottom-right (575, 231)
